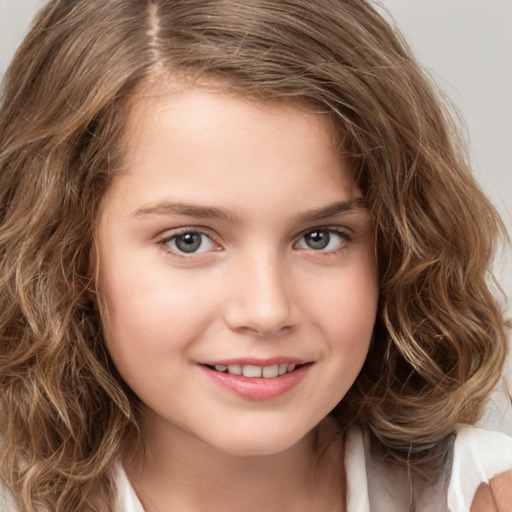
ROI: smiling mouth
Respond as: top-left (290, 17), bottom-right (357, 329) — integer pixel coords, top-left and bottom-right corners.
top-left (204, 362), bottom-right (307, 379)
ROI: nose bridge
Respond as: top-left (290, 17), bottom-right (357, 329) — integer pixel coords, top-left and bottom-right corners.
top-left (225, 246), bottom-right (294, 337)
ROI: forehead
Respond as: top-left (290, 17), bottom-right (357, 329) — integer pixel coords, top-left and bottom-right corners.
top-left (100, 81), bottom-right (360, 224)
top-left (123, 76), bottom-right (344, 157)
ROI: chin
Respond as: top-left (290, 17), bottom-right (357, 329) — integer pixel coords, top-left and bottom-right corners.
top-left (206, 427), bottom-right (313, 458)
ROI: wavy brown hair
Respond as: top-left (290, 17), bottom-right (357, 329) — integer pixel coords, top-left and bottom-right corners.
top-left (0, 0), bottom-right (508, 510)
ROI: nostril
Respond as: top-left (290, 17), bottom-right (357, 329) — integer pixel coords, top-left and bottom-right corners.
top-left (223, 266), bottom-right (297, 336)
top-left (239, 323), bottom-right (294, 339)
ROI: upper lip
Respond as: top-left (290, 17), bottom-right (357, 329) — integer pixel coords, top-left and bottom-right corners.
top-left (199, 357), bottom-right (312, 367)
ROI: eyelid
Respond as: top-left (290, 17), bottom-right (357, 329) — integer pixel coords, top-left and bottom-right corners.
top-left (156, 226), bottom-right (222, 255)
top-left (294, 225), bottom-right (353, 252)
top-left (155, 224), bottom-right (354, 257)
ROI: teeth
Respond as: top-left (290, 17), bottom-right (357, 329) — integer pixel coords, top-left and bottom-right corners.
top-left (262, 364), bottom-right (279, 379)
top-left (243, 365), bottom-right (262, 378)
top-left (227, 364), bottom-right (242, 375)
top-left (278, 363), bottom-right (288, 375)
top-left (212, 362), bottom-right (302, 378)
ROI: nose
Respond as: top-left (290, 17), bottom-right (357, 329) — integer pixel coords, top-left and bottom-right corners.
top-left (224, 251), bottom-right (297, 338)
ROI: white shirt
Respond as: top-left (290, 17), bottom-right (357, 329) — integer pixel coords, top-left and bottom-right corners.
top-left (114, 425), bottom-right (512, 512)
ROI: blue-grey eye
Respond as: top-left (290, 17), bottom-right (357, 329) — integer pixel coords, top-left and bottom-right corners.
top-left (297, 229), bottom-right (345, 251)
top-left (168, 232), bottom-right (215, 254)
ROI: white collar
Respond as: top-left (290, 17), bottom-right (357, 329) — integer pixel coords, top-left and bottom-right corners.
top-left (114, 425), bottom-right (512, 512)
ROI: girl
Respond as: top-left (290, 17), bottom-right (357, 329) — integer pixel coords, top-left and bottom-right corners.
top-left (0, 1), bottom-right (511, 511)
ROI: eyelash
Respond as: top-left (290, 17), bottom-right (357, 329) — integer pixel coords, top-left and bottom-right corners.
top-left (157, 227), bottom-right (218, 256)
top-left (295, 227), bottom-right (353, 254)
top-left (156, 226), bottom-right (353, 256)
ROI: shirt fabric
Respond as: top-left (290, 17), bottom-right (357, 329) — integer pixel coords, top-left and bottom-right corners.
top-left (114, 425), bottom-right (512, 512)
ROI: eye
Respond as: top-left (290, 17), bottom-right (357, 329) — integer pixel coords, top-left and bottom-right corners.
top-left (160, 230), bottom-right (216, 254)
top-left (296, 228), bottom-right (350, 251)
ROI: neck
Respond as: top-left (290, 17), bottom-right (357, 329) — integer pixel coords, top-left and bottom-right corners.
top-left (124, 415), bottom-right (345, 512)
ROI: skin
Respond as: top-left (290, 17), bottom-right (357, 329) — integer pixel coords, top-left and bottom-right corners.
top-left (91, 84), bottom-right (512, 511)
top-left (94, 83), bottom-right (379, 511)
top-left (471, 471), bottom-right (512, 512)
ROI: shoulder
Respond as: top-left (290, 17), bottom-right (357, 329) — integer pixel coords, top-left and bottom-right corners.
top-left (350, 423), bottom-right (512, 512)
top-left (470, 470), bottom-right (512, 512)
top-left (448, 426), bottom-right (512, 512)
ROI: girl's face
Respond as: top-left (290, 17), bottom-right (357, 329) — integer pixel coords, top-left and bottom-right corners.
top-left (95, 85), bottom-right (378, 457)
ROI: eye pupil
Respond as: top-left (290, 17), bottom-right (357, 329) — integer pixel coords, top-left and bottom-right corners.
top-left (175, 233), bottom-right (202, 253)
top-left (305, 231), bottom-right (329, 250)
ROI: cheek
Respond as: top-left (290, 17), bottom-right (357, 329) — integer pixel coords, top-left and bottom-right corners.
top-left (97, 267), bottom-right (216, 377)
top-left (311, 258), bottom-right (378, 371)
top-left (298, 265), bottom-right (377, 424)
top-left (314, 262), bottom-right (378, 333)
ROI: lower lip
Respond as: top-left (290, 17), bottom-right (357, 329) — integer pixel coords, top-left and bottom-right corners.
top-left (199, 364), bottom-right (311, 401)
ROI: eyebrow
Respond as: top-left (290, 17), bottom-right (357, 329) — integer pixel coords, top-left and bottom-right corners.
top-left (133, 201), bottom-right (239, 222)
top-left (301, 197), bottom-right (368, 221)
top-left (132, 197), bottom-right (367, 222)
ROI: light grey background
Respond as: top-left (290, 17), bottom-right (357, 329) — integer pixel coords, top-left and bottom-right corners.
top-left (1, 1), bottom-right (511, 431)
top-left (380, 0), bottom-right (512, 311)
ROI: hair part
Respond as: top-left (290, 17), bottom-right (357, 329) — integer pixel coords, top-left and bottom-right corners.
top-left (0, 0), bottom-right (508, 510)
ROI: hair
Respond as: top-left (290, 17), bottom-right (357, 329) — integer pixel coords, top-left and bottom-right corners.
top-left (0, 0), bottom-right (508, 510)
